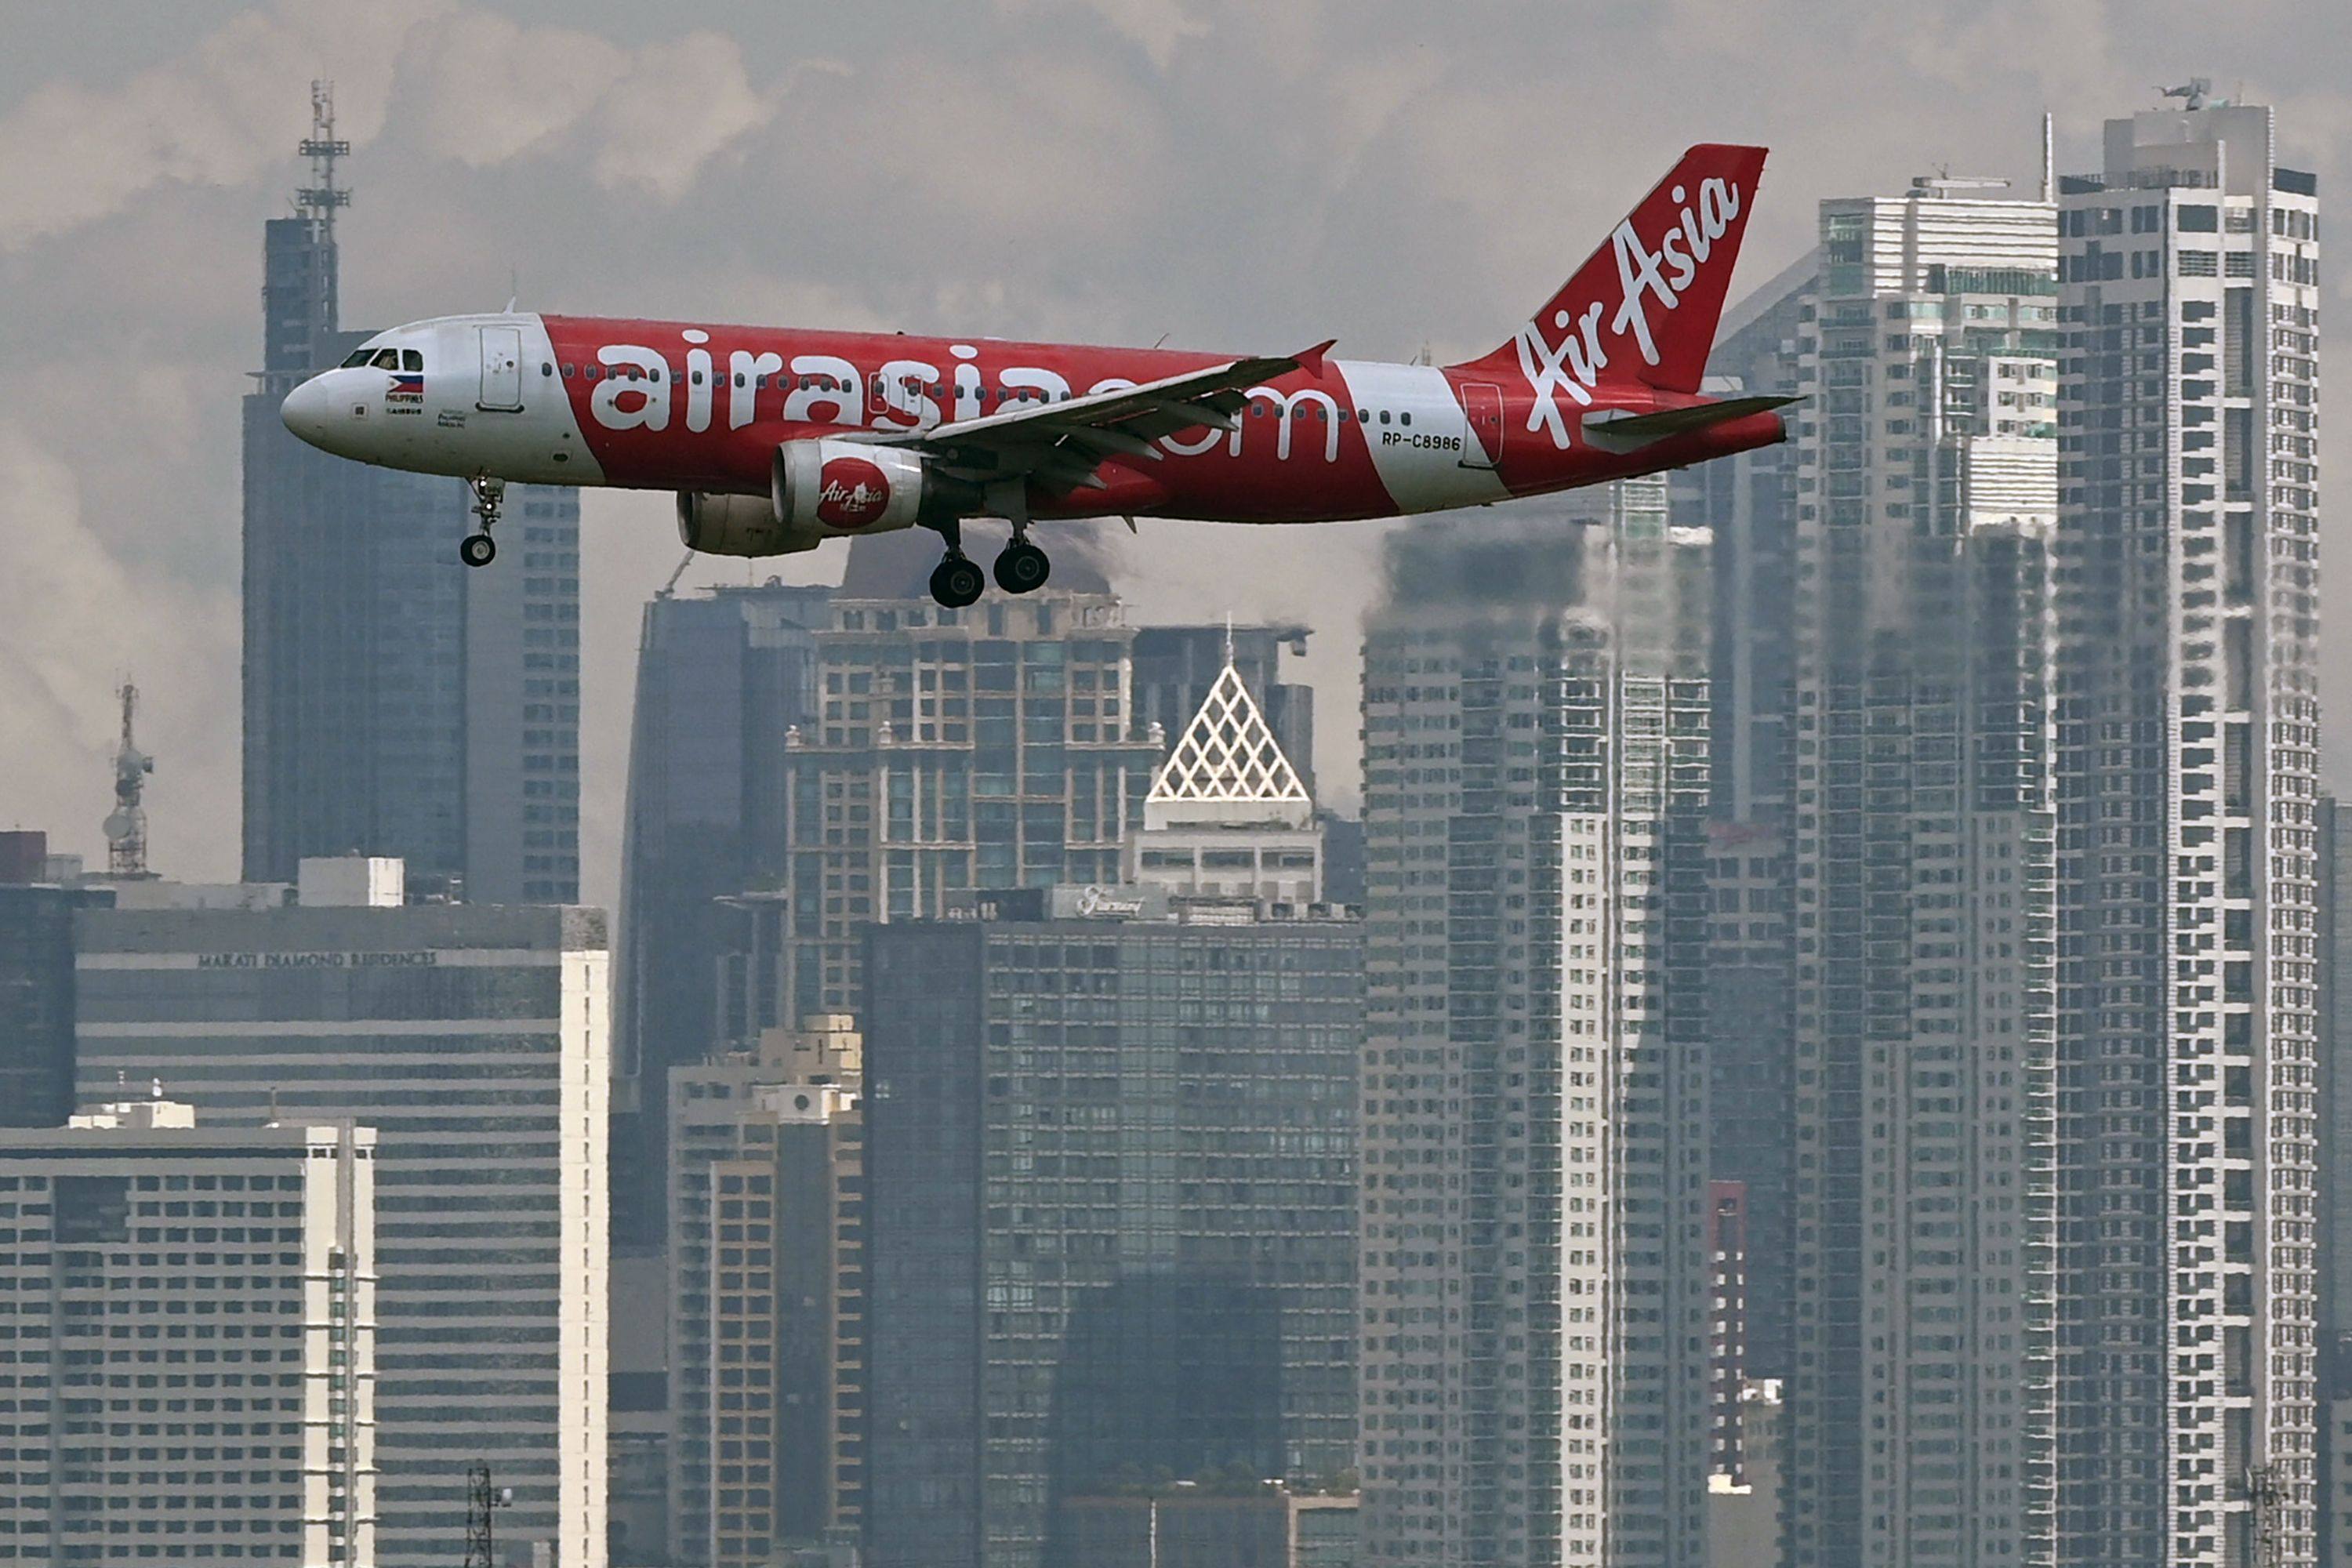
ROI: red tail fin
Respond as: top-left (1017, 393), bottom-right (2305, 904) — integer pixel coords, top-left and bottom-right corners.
top-left (1453, 143), bottom-right (1768, 397)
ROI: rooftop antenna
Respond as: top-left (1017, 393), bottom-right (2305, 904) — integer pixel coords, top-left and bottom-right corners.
top-left (2159, 78), bottom-right (2212, 112)
top-left (295, 81), bottom-right (350, 241)
top-left (2040, 112), bottom-right (2054, 203)
top-left (103, 681), bottom-right (154, 878)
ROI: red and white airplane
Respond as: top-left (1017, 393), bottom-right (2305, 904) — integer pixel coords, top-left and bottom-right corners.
top-left (283, 143), bottom-right (1788, 607)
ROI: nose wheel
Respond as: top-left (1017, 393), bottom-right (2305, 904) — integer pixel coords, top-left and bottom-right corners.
top-left (460, 475), bottom-right (506, 569)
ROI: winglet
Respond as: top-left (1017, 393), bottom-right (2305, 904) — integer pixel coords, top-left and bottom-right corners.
top-left (1293, 339), bottom-right (1337, 378)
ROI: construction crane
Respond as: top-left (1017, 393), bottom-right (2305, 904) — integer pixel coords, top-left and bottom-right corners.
top-left (462, 1463), bottom-right (512, 1568)
top-left (103, 682), bottom-right (154, 878)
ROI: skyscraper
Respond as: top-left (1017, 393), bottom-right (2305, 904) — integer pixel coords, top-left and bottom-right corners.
top-left (70, 858), bottom-right (609, 1568)
top-left (1356, 492), bottom-right (1715, 1566)
top-left (666, 1018), bottom-right (865, 1568)
top-left (2053, 91), bottom-right (2321, 1564)
top-left (0, 1098), bottom-right (377, 1565)
top-left (1778, 176), bottom-right (2063, 1568)
top-left (241, 89), bottom-right (579, 902)
top-left (862, 890), bottom-right (1361, 1568)
top-left (613, 580), bottom-right (832, 1247)
top-left (716, 577), bottom-right (1163, 1041)
top-left (0, 834), bottom-right (113, 1127)
top-left (1688, 253), bottom-right (1814, 1388)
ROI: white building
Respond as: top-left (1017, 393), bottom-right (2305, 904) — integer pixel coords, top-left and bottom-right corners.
top-left (0, 1098), bottom-right (377, 1566)
top-left (1127, 651), bottom-right (1325, 908)
top-left (1358, 490), bottom-right (1714, 1566)
top-left (68, 858), bottom-right (610, 1568)
top-left (2053, 93), bottom-right (2322, 1566)
top-left (1780, 179), bottom-right (2063, 1567)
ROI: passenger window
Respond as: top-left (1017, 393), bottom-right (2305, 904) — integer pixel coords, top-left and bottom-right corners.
top-left (1380, 409), bottom-right (1391, 425)
top-left (1401, 412), bottom-right (1411, 426)
top-left (371, 349), bottom-right (399, 370)
top-left (540, 361), bottom-right (553, 376)
top-left (562, 364), bottom-right (575, 378)
top-left (691, 370), bottom-right (704, 385)
top-left (403, 350), bottom-right (424, 372)
top-left (735, 373), bottom-right (746, 387)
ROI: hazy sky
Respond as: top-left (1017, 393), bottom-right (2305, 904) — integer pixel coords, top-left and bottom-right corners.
top-left (1, 0), bottom-right (2344, 908)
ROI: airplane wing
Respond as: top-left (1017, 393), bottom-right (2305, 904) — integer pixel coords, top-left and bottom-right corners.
top-left (848, 341), bottom-right (1335, 493)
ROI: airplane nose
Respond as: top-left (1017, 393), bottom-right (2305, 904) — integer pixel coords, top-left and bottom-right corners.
top-left (280, 376), bottom-right (335, 450)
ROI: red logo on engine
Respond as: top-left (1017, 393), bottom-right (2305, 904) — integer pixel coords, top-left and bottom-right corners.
top-left (815, 458), bottom-right (890, 529)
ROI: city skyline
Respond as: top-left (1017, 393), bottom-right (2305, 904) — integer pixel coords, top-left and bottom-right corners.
top-left (0, 12), bottom-right (2343, 1568)
top-left (3, 7), bottom-right (2348, 908)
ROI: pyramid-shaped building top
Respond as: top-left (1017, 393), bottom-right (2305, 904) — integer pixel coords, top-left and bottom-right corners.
top-left (1146, 662), bottom-right (1312, 828)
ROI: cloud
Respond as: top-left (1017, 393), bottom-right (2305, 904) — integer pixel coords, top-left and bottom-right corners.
top-left (0, 2), bottom-right (779, 256)
top-left (0, 3), bottom-right (427, 253)
top-left (992, 0), bottom-right (1215, 69)
top-left (0, 431), bottom-right (239, 872)
top-left (2, 0), bottom-right (2348, 898)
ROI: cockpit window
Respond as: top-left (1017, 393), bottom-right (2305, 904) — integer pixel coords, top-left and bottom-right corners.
top-left (370, 349), bottom-right (401, 371)
top-left (341, 347), bottom-right (375, 368)
top-left (402, 350), bottom-right (424, 372)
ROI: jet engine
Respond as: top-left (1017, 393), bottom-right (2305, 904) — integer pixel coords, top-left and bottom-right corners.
top-left (677, 441), bottom-right (967, 557)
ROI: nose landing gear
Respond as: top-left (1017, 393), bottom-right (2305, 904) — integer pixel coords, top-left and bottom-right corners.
top-left (460, 475), bottom-right (506, 568)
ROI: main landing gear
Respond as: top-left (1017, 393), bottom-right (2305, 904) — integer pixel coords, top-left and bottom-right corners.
top-left (924, 510), bottom-right (1054, 608)
top-left (927, 516), bottom-right (986, 608)
top-left (460, 475), bottom-right (505, 568)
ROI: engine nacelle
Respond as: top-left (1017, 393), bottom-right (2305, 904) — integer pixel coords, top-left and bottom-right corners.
top-left (678, 441), bottom-right (949, 558)
top-left (676, 491), bottom-right (808, 556)
top-left (775, 441), bottom-right (935, 536)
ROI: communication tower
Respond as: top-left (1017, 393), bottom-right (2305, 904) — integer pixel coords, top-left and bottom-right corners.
top-left (462, 1461), bottom-right (512, 1568)
top-left (103, 682), bottom-right (154, 878)
top-left (296, 80), bottom-right (350, 238)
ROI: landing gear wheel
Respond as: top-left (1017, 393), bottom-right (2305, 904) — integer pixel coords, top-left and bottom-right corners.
top-left (459, 533), bottom-right (497, 568)
top-left (993, 540), bottom-right (1051, 595)
top-left (930, 554), bottom-right (985, 608)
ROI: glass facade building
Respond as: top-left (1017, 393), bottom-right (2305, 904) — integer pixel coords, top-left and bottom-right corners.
top-left (614, 583), bottom-right (831, 1247)
top-left (241, 140), bottom-right (579, 902)
top-left (862, 905), bottom-right (1361, 1568)
top-left (720, 591), bottom-right (1163, 1040)
top-left (0, 879), bottom-right (112, 1127)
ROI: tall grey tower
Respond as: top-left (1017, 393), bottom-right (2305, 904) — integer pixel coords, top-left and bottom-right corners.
top-left (1779, 176), bottom-right (2063, 1568)
top-left (2053, 92), bottom-right (2321, 1566)
top-left (1357, 490), bottom-right (1715, 1566)
top-left (241, 86), bottom-right (579, 902)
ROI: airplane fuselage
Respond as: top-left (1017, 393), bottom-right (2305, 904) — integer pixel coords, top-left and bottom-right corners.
top-left (285, 311), bottom-right (1784, 524)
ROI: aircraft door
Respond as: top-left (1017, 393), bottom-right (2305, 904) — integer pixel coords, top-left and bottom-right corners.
top-left (1460, 382), bottom-right (1503, 470)
top-left (477, 325), bottom-right (524, 412)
